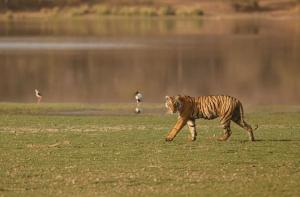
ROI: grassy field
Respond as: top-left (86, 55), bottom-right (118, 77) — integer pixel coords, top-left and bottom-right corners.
top-left (0, 103), bottom-right (300, 196)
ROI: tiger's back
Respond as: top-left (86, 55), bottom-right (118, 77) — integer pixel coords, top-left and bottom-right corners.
top-left (194, 95), bottom-right (240, 120)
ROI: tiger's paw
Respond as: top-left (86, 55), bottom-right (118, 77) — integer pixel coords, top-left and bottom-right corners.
top-left (165, 137), bottom-right (174, 142)
top-left (188, 136), bottom-right (197, 141)
top-left (217, 136), bottom-right (230, 141)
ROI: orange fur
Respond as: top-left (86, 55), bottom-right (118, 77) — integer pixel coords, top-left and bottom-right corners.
top-left (165, 95), bottom-right (257, 142)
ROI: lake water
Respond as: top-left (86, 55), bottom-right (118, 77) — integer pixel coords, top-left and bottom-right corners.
top-left (0, 17), bottom-right (299, 104)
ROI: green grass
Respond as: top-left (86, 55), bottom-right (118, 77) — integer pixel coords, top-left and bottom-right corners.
top-left (0, 103), bottom-right (300, 196)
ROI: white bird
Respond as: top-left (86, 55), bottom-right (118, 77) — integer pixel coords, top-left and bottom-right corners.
top-left (135, 91), bottom-right (143, 103)
top-left (134, 91), bottom-right (143, 114)
top-left (35, 89), bottom-right (42, 103)
top-left (135, 107), bottom-right (141, 114)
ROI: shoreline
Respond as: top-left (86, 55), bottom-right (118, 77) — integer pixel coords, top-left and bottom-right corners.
top-left (1, 12), bottom-right (299, 21)
top-left (0, 3), bottom-right (299, 21)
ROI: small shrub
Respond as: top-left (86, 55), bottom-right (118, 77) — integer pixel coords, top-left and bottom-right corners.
top-left (175, 7), bottom-right (204, 16)
top-left (231, 0), bottom-right (260, 12)
top-left (94, 5), bottom-right (111, 15)
top-left (158, 6), bottom-right (175, 16)
top-left (119, 6), bottom-right (140, 16)
top-left (139, 7), bottom-right (157, 16)
top-left (190, 8), bottom-right (204, 16)
top-left (69, 5), bottom-right (90, 16)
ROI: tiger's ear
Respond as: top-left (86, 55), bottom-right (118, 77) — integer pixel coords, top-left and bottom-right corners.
top-left (165, 96), bottom-right (170, 100)
top-left (175, 95), bottom-right (183, 110)
top-left (175, 95), bottom-right (181, 101)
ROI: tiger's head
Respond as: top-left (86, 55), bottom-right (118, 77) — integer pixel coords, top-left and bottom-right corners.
top-left (165, 95), bottom-right (182, 114)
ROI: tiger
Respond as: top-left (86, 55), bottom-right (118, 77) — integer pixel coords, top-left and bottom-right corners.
top-left (165, 95), bottom-right (258, 142)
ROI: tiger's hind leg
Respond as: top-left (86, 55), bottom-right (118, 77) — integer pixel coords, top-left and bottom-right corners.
top-left (218, 119), bottom-right (232, 141)
top-left (187, 120), bottom-right (197, 141)
top-left (232, 118), bottom-right (255, 141)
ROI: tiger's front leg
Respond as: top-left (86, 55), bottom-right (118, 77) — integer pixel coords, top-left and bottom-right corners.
top-left (187, 120), bottom-right (197, 141)
top-left (166, 117), bottom-right (188, 142)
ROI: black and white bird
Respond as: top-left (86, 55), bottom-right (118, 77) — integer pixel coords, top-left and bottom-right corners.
top-left (135, 91), bottom-right (143, 104)
top-left (134, 91), bottom-right (143, 114)
top-left (35, 89), bottom-right (42, 103)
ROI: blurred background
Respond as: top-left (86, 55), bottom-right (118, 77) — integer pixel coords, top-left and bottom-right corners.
top-left (0, 0), bottom-right (299, 104)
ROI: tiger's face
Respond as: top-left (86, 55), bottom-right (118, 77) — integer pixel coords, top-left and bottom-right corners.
top-left (165, 96), bottom-right (181, 114)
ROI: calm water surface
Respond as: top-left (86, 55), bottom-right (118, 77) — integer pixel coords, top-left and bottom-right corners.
top-left (0, 17), bottom-right (299, 104)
